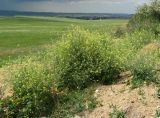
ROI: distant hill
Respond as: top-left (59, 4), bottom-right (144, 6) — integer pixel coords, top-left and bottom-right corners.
top-left (0, 10), bottom-right (132, 20)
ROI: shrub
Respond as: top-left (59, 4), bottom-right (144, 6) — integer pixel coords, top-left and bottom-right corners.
top-left (128, 0), bottom-right (160, 34)
top-left (127, 30), bottom-right (156, 50)
top-left (129, 47), bottom-right (160, 87)
top-left (48, 26), bottom-right (125, 90)
top-left (0, 58), bottom-right (57, 117)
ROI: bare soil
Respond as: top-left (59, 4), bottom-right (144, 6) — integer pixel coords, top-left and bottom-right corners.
top-left (76, 77), bottom-right (160, 118)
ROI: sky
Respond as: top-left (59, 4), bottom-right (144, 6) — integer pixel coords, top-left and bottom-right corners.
top-left (0, 0), bottom-right (150, 13)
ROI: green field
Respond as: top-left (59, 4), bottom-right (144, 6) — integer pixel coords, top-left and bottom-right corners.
top-left (0, 16), bottom-right (128, 66)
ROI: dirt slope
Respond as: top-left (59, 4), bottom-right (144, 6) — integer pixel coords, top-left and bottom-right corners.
top-left (76, 81), bottom-right (159, 118)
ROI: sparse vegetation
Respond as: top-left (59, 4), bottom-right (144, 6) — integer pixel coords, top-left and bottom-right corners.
top-left (109, 105), bottom-right (125, 118)
top-left (53, 86), bottom-right (97, 118)
top-left (154, 109), bottom-right (160, 118)
top-left (157, 88), bottom-right (160, 99)
top-left (129, 48), bottom-right (160, 87)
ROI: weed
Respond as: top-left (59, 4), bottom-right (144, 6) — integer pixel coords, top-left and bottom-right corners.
top-left (129, 48), bottom-right (160, 87)
top-left (157, 88), bottom-right (160, 99)
top-left (154, 109), bottom-right (160, 118)
top-left (109, 105), bottom-right (125, 118)
top-left (53, 86), bottom-right (97, 118)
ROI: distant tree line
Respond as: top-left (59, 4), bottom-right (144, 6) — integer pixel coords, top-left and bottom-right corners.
top-left (66, 16), bottom-right (131, 20)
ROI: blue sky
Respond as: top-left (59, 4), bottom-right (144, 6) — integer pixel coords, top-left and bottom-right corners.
top-left (0, 0), bottom-right (150, 13)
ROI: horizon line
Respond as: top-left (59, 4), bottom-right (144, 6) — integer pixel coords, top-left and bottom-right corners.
top-left (0, 9), bottom-right (133, 15)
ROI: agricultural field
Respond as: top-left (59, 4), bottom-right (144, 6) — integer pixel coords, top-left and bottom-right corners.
top-left (0, 16), bottom-right (127, 66)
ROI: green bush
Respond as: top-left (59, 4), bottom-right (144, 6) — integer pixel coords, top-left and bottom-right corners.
top-left (129, 48), bottom-right (160, 87)
top-left (0, 59), bottom-right (57, 117)
top-left (128, 0), bottom-right (160, 34)
top-left (48, 26), bottom-right (125, 90)
top-left (127, 30), bottom-right (156, 50)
